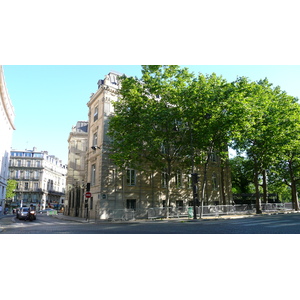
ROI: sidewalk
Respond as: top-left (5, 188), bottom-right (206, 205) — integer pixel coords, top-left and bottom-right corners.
top-left (53, 210), bottom-right (300, 223)
top-left (51, 212), bottom-right (257, 223)
top-left (52, 213), bottom-right (96, 223)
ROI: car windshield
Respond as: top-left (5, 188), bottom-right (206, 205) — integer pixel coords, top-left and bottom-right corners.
top-left (23, 208), bottom-right (29, 212)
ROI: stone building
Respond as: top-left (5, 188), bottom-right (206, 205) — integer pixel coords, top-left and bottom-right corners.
top-left (83, 71), bottom-right (232, 220)
top-left (65, 121), bottom-right (88, 217)
top-left (0, 66), bottom-right (15, 213)
top-left (8, 148), bottom-right (67, 210)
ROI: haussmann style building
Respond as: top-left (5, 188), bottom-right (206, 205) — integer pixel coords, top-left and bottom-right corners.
top-left (65, 121), bottom-right (88, 217)
top-left (0, 66), bottom-right (15, 214)
top-left (8, 148), bottom-right (67, 210)
top-left (64, 71), bottom-right (232, 220)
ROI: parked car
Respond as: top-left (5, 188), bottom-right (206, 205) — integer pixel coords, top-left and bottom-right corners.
top-left (17, 207), bottom-right (37, 220)
top-left (38, 208), bottom-right (55, 214)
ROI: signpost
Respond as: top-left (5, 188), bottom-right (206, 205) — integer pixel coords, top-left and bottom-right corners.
top-left (85, 191), bottom-right (91, 221)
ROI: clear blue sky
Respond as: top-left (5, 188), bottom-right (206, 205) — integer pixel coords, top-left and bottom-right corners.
top-left (3, 65), bottom-right (300, 164)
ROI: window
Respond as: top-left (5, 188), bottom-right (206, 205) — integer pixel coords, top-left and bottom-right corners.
top-left (34, 183), bottom-right (39, 190)
top-left (24, 171), bottom-right (30, 179)
top-left (176, 171), bottom-right (182, 188)
top-left (126, 199), bottom-right (136, 210)
top-left (93, 132), bottom-right (98, 147)
top-left (11, 152), bottom-right (23, 157)
top-left (126, 169), bottom-right (136, 186)
top-left (15, 170), bottom-right (20, 179)
top-left (176, 200), bottom-right (184, 207)
top-left (75, 158), bottom-right (80, 169)
top-left (91, 164), bottom-right (96, 186)
top-left (17, 160), bottom-right (21, 167)
top-left (94, 106), bottom-right (98, 122)
top-left (211, 152), bottom-right (217, 162)
top-left (25, 182), bottom-right (29, 190)
top-left (27, 160), bottom-right (31, 167)
top-left (34, 171), bottom-right (39, 179)
top-left (212, 173), bottom-right (218, 190)
top-left (36, 161), bottom-right (41, 167)
top-left (162, 170), bottom-right (167, 188)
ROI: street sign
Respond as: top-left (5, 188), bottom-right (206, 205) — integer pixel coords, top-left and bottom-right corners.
top-left (85, 192), bottom-right (92, 198)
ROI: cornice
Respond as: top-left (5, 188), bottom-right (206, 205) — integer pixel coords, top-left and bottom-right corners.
top-left (87, 84), bottom-right (119, 108)
top-left (0, 66), bottom-right (16, 130)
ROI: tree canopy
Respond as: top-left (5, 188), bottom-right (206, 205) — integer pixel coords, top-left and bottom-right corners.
top-left (108, 65), bottom-right (300, 212)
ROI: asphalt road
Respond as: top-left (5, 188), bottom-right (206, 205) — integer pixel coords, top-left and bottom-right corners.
top-left (2, 212), bottom-right (300, 234)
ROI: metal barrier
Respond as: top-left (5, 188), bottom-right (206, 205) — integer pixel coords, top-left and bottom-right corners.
top-left (105, 202), bottom-right (299, 221)
top-left (110, 209), bottom-right (135, 221)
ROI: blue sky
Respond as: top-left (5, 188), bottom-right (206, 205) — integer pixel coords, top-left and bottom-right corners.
top-left (3, 65), bottom-right (300, 164)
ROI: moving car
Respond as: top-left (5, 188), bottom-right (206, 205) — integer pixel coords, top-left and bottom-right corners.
top-left (17, 207), bottom-right (37, 220)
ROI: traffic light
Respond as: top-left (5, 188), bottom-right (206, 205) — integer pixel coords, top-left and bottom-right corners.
top-left (86, 183), bottom-right (90, 192)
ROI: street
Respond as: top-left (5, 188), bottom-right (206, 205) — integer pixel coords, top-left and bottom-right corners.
top-left (2, 212), bottom-right (300, 234)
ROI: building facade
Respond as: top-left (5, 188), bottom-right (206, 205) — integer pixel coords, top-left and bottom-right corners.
top-left (0, 66), bottom-right (15, 213)
top-left (65, 121), bottom-right (88, 217)
top-left (80, 71), bottom-right (233, 220)
top-left (8, 148), bottom-right (67, 210)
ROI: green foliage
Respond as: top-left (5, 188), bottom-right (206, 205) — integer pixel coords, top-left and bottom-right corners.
top-left (229, 156), bottom-right (253, 193)
top-left (5, 179), bottom-right (17, 199)
top-left (108, 65), bottom-right (300, 210)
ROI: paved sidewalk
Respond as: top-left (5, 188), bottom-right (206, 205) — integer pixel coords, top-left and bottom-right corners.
top-left (52, 210), bottom-right (300, 223)
top-left (50, 212), bottom-right (257, 223)
top-left (51, 213), bottom-right (96, 223)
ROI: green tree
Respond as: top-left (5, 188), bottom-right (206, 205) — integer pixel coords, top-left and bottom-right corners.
top-left (5, 179), bottom-right (17, 200)
top-left (232, 77), bottom-right (299, 213)
top-left (182, 73), bottom-right (249, 207)
top-left (229, 156), bottom-right (253, 194)
top-left (108, 65), bottom-right (194, 207)
top-left (268, 99), bottom-right (300, 209)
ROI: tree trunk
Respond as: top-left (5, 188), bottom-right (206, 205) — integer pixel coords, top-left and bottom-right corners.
top-left (288, 160), bottom-right (299, 211)
top-left (165, 160), bottom-right (172, 218)
top-left (220, 160), bottom-right (226, 205)
top-left (254, 169), bottom-right (262, 214)
top-left (200, 159), bottom-right (209, 219)
top-left (262, 169), bottom-right (268, 204)
top-left (291, 181), bottom-right (299, 211)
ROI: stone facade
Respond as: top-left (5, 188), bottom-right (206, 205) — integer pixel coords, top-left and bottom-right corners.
top-left (84, 71), bottom-right (232, 220)
top-left (65, 121), bottom-right (88, 217)
top-left (0, 66), bottom-right (15, 213)
top-left (8, 148), bottom-right (67, 210)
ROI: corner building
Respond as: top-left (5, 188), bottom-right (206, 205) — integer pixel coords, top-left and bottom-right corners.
top-left (65, 121), bottom-right (88, 217)
top-left (86, 71), bottom-right (232, 220)
top-left (9, 148), bottom-right (67, 210)
top-left (0, 66), bottom-right (15, 212)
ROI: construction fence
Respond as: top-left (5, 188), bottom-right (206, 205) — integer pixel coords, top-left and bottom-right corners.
top-left (105, 203), bottom-right (296, 221)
